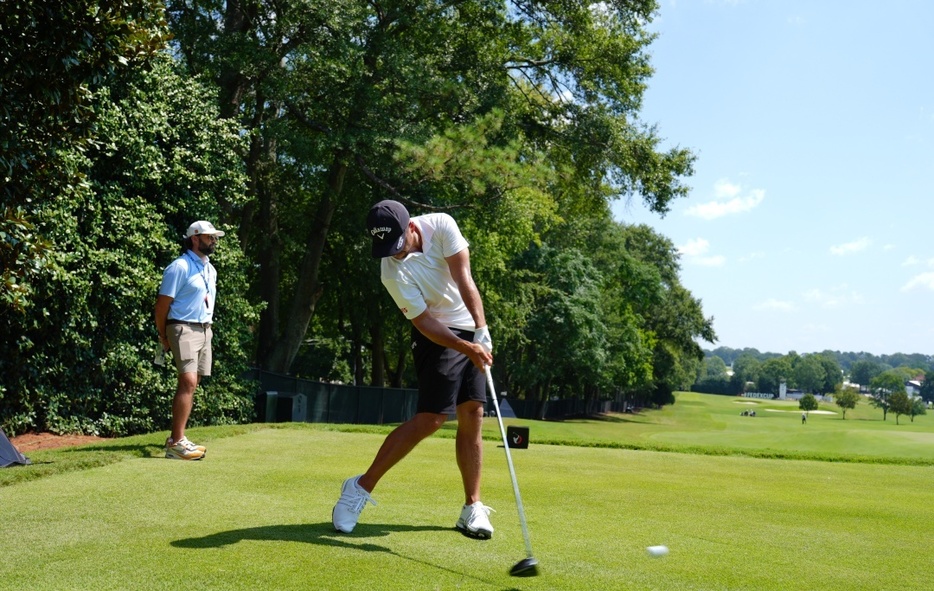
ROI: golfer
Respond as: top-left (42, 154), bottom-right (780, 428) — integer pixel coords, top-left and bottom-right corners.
top-left (332, 200), bottom-right (495, 538)
top-left (154, 220), bottom-right (224, 460)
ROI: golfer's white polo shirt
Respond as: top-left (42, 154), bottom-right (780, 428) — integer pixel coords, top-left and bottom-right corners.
top-left (380, 213), bottom-right (475, 331)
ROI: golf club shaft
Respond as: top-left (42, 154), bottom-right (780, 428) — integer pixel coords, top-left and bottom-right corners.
top-left (484, 366), bottom-right (534, 559)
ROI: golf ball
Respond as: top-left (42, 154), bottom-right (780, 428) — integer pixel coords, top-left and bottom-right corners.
top-left (646, 545), bottom-right (669, 557)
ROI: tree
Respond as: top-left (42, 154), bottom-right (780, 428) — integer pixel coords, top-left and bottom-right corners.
top-left (910, 397), bottom-right (927, 423)
top-left (758, 356), bottom-right (793, 394)
top-left (705, 356), bottom-right (728, 379)
top-left (0, 54), bottom-right (258, 436)
top-left (888, 391), bottom-right (912, 425)
top-left (833, 385), bottom-right (860, 420)
top-left (1, 0), bottom-right (168, 316)
top-left (506, 244), bottom-right (609, 416)
top-left (799, 393), bottom-right (819, 416)
top-left (167, 0), bottom-right (695, 375)
top-left (919, 371), bottom-right (934, 404)
top-left (849, 360), bottom-right (884, 390)
top-left (731, 354), bottom-right (761, 393)
top-left (869, 370), bottom-right (906, 421)
top-left (795, 355), bottom-right (824, 394)
top-left (816, 354), bottom-right (843, 395)
top-left (615, 224), bottom-right (715, 402)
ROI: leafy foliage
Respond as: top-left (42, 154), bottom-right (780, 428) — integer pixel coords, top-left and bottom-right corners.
top-left (833, 385), bottom-right (861, 419)
top-left (887, 391), bottom-right (912, 425)
top-left (0, 55), bottom-right (259, 435)
top-left (799, 393), bottom-right (819, 413)
top-left (869, 370), bottom-right (906, 422)
top-left (3, 0), bottom-right (719, 433)
top-left (0, 0), bottom-right (168, 316)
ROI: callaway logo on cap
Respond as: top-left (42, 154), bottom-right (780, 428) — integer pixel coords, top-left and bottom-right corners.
top-left (367, 200), bottom-right (409, 258)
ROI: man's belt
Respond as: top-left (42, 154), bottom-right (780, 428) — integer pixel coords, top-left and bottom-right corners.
top-left (166, 319), bottom-right (212, 329)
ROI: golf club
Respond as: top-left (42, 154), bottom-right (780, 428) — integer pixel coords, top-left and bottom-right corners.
top-left (484, 365), bottom-right (539, 577)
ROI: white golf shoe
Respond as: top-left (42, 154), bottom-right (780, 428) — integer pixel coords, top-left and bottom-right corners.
top-left (456, 501), bottom-right (495, 539)
top-left (332, 475), bottom-right (376, 533)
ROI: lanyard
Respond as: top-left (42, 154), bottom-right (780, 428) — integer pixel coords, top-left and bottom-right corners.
top-left (185, 251), bottom-right (212, 309)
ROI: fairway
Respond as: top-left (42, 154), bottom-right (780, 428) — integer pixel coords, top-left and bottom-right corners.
top-left (493, 391), bottom-right (934, 463)
top-left (1, 414), bottom-right (932, 590)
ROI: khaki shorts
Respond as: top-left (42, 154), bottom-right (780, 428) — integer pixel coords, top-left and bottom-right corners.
top-left (167, 324), bottom-right (213, 376)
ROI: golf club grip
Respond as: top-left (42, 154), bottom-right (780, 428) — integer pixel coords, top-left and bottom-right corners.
top-left (484, 366), bottom-right (535, 558)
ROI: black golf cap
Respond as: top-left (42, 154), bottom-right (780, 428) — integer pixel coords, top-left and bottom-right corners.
top-left (367, 200), bottom-right (409, 258)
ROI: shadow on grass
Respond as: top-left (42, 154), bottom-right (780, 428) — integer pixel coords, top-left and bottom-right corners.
top-left (562, 413), bottom-right (644, 425)
top-left (172, 521), bottom-right (449, 551)
top-left (173, 522), bottom-right (524, 589)
top-left (63, 444), bottom-right (162, 457)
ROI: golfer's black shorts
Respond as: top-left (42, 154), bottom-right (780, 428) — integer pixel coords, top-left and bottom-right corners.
top-left (412, 326), bottom-right (487, 415)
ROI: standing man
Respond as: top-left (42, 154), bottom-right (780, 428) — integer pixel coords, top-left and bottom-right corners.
top-left (154, 221), bottom-right (224, 460)
top-left (332, 200), bottom-right (496, 539)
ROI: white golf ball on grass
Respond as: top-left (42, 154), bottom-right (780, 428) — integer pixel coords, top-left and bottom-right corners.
top-left (646, 545), bottom-right (669, 557)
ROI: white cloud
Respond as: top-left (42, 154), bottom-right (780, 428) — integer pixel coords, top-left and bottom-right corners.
top-left (753, 298), bottom-right (796, 312)
top-left (902, 256), bottom-right (920, 267)
top-left (829, 237), bottom-right (871, 256)
top-left (713, 178), bottom-right (742, 199)
top-left (739, 251), bottom-right (765, 263)
top-left (901, 272), bottom-right (934, 292)
top-left (677, 237), bottom-right (726, 267)
top-left (685, 185), bottom-right (765, 221)
top-left (678, 237), bottom-right (710, 257)
top-left (803, 286), bottom-right (863, 309)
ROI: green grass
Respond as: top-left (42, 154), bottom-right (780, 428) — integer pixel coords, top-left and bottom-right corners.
top-left (465, 391), bottom-right (934, 465)
top-left (0, 393), bottom-right (932, 590)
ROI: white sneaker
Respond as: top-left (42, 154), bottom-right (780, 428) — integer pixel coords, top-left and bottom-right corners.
top-left (456, 501), bottom-right (495, 539)
top-left (164, 438), bottom-right (204, 461)
top-left (332, 475), bottom-right (376, 533)
top-left (177, 436), bottom-right (206, 454)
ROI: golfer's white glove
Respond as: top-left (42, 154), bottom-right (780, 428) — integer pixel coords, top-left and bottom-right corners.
top-left (474, 326), bottom-right (493, 354)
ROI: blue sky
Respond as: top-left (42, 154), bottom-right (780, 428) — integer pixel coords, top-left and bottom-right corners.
top-left (612, 0), bottom-right (934, 356)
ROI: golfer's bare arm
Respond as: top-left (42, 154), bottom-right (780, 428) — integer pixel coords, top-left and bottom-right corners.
top-left (409, 248), bottom-right (491, 368)
top-left (411, 312), bottom-right (492, 369)
top-left (154, 294), bottom-right (173, 351)
top-left (446, 248), bottom-right (487, 330)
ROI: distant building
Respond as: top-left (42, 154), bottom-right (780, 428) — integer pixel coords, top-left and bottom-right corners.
top-left (784, 388), bottom-right (805, 401)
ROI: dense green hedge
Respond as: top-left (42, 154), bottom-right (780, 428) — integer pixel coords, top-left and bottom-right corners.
top-left (0, 57), bottom-right (261, 436)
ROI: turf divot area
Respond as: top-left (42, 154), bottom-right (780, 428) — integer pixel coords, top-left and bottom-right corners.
top-left (0, 424), bottom-right (931, 590)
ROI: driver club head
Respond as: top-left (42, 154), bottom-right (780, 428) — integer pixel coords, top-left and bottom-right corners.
top-left (510, 557), bottom-right (539, 577)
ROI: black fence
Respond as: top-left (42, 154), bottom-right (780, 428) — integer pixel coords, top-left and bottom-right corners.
top-left (246, 369), bottom-right (419, 424)
top-left (245, 369), bottom-right (626, 424)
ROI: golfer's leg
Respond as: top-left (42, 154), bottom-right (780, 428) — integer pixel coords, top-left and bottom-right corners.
top-left (170, 372), bottom-right (199, 442)
top-left (455, 400), bottom-right (485, 505)
top-left (357, 412), bottom-right (447, 493)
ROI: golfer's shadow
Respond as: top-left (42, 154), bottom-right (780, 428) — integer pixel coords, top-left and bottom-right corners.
top-left (172, 521), bottom-right (444, 554)
top-left (172, 523), bottom-right (514, 588)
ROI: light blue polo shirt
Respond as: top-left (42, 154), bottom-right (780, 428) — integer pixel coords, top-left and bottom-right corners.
top-left (159, 250), bottom-right (217, 323)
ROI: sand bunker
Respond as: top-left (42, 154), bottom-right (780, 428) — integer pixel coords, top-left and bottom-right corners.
top-left (764, 409), bottom-right (837, 415)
